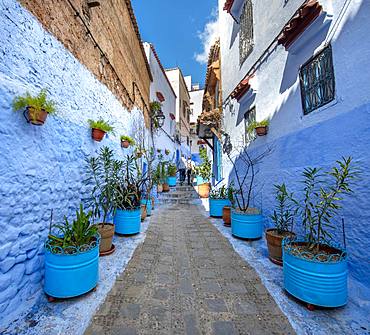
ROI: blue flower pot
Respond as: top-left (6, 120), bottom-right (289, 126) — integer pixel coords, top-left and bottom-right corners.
top-left (44, 237), bottom-right (99, 298)
top-left (209, 198), bottom-right (231, 218)
top-left (283, 239), bottom-right (348, 307)
top-left (114, 208), bottom-right (141, 235)
top-left (196, 176), bottom-right (205, 185)
top-left (141, 198), bottom-right (152, 216)
top-left (167, 176), bottom-right (177, 187)
top-left (231, 210), bottom-right (263, 239)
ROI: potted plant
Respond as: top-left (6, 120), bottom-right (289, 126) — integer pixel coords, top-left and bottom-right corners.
top-left (120, 135), bottom-right (135, 148)
top-left (282, 157), bottom-right (357, 309)
top-left (150, 101), bottom-right (162, 129)
top-left (266, 184), bottom-right (296, 265)
top-left (247, 119), bottom-right (270, 136)
top-left (44, 204), bottom-right (99, 300)
top-left (157, 149), bottom-right (162, 154)
top-left (12, 89), bottom-right (56, 125)
top-left (222, 133), bottom-right (272, 239)
top-left (85, 147), bottom-right (116, 255)
top-left (195, 147), bottom-right (212, 198)
top-left (165, 149), bottom-right (170, 156)
top-left (88, 118), bottom-right (114, 142)
top-left (161, 162), bottom-right (170, 192)
top-left (167, 163), bottom-right (177, 187)
top-left (154, 164), bottom-right (163, 193)
top-left (112, 155), bottom-right (143, 235)
top-left (209, 185), bottom-right (234, 218)
top-left (141, 204), bottom-right (147, 222)
top-left (222, 185), bottom-right (236, 226)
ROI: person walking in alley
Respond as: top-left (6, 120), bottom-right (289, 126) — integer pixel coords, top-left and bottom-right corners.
top-left (186, 157), bottom-right (194, 186)
top-left (178, 154), bottom-right (186, 186)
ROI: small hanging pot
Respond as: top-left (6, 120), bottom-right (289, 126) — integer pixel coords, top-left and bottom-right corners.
top-left (121, 140), bottom-right (130, 148)
top-left (91, 128), bottom-right (106, 142)
top-left (24, 106), bottom-right (48, 126)
top-left (255, 126), bottom-right (268, 136)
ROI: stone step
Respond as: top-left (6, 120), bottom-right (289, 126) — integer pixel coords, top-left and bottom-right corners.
top-left (158, 192), bottom-right (198, 199)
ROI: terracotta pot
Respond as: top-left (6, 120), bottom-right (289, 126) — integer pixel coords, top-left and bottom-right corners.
top-left (265, 228), bottom-right (295, 266)
top-left (97, 223), bottom-right (115, 254)
top-left (151, 197), bottom-right (155, 210)
top-left (223, 206), bottom-right (231, 226)
top-left (162, 183), bottom-right (170, 192)
top-left (121, 140), bottom-right (130, 148)
top-left (141, 204), bottom-right (147, 222)
top-left (157, 184), bottom-right (163, 193)
top-left (255, 126), bottom-right (268, 136)
top-left (25, 106), bottom-right (48, 125)
top-left (91, 128), bottom-right (106, 142)
top-left (198, 183), bottom-right (210, 198)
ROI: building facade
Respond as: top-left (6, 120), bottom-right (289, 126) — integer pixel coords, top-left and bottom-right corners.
top-left (189, 85), bottom-right (204, 163)
top-left (0, 0), bottom-right (151, 325)
top-left (218, 0), bottom-right (370, 289)
top-left (165, 68), bottom-right (192, 156)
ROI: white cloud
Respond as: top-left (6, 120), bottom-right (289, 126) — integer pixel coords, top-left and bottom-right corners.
top-left (194, 8), bottom-right (220, 64)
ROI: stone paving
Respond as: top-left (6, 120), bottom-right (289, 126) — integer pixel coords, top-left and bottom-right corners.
top-left (85, 204), bottom-right (295, 335)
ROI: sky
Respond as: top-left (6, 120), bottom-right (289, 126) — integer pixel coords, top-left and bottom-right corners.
top-left (131, 0), bottom-right (220, 88)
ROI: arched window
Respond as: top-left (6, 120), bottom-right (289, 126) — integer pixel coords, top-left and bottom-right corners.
top-left (239, 0), bottom-right (254, 65)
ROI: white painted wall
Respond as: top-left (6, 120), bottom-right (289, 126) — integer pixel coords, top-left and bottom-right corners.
top-left (219, 0), bottom-right (370, 288)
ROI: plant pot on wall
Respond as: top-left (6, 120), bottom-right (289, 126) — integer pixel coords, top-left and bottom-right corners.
top-left (231, 209), bottom-right (263, 239)
top-left (255, 126), bottom-right (268, 136)
top-left (283, 238), bottom-right (348, 308)
top-left (198, 182), bottom-right (210, 198)
top-left (121, 140), bottom-right (130, 148)
top-left (97, 223), bottom-right (115, 256)
top-left (25, 107), bottom-right (49, 125)
top-left (91, 128), bottom-right (106, 142)
top-left (265, 228), bottom-right (294, 266)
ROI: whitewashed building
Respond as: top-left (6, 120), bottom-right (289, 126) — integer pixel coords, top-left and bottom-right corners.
top-left (189, 84), bottom-right (204, 162)
top-left (218, 0), bottom-right (370, 292)
top-left (143, 43), bottom-right (180, 158)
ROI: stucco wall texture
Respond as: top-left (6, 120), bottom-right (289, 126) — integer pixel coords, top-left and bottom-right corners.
top-left (219, 0), bottom-right (370, 289)
top-left (0, 0), bottom-right (146, 324)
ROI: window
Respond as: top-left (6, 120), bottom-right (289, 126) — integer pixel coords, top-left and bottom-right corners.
top-left (300, 45), bottom-right (335, 115)
top-left (239, 0), bottom-right (254, 65)
top-left (244, 106), bottom-right (256, 145)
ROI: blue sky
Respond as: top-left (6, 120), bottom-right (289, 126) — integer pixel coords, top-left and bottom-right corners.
top-left (131, 0), bottom-right (218, 87)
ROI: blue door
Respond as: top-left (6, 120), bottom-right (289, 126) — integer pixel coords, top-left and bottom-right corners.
top-left (213, 136), bottom-right (222, 182)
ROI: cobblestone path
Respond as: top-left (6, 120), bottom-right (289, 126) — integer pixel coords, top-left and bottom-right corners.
top-left (85, 204), bottom-right (295, 335)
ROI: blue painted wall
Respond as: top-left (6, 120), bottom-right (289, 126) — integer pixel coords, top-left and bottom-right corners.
top-left (0, 0), bottom-right (146, 325)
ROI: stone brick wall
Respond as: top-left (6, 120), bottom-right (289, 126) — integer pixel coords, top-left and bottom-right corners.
top-left (0, 0), bottom-right (147, 326)
top-left (20, 0), bottom-right (152, 126)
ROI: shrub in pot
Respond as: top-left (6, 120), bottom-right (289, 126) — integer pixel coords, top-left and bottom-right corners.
top-left (88, 118), bottom-right (114, 142)
top-left (44, 204), bottom-right (99, 300)
top-left (209, 185), bottom-right (234, 218)
top-left (195, 147), bottom-right (212, 198)
top-left (12, 89), bottom-right (56, 125)
top-left (266, 184), bottom-right (296, 265)
top-left (282, 157), bottom-right (357, 308)
top-left (167, 163), bottom-right (177, 187)
top-left (222, 133), bottom-right (272, 239)
top-left (120, 135), bottom-right (135, 148)
top-left (247, 118), bottom-right (270, 137)
top-left (85, 146), bottom-right (116, 255)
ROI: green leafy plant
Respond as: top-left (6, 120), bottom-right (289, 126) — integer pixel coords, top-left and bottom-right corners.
top-left (48, 204), bottom-right (98, 251)
top-left (210, 184), bottom-right (236, 203)
top-left (165, 149), bottom-right (170, 155)
top-left (13, 89), bottom-right (56, 115)
top-left (88, 118), bottom-right (114, 133)
top-left (195, 147), bottom-right (212, 181)
top-left (293, 157), bottom-right (358, 251)
top-left (150, 101), bottom-right (162, 112)
top-left (120, 135), bottom-right (135, 145)
top-left (167, 163), bottom-right (177, 177)
top-left (160, 162), bottom-right (168, 183)
top-left (247, 118), bottom-right (270, 134)
top-left (270, 183), bottom-right (297, 235)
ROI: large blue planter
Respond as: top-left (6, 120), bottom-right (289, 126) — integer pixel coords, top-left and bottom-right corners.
top-left (44, 237), bottom-right (99, 298)
top-left (209, 198), bottom-right (231, 217)
top-left (231, 210), bottom-right (263, 239)
top-left (283, 239), bottom-right (348, 307)
top-left (114, 208), bottom-right (141, 235)
top-left (167, 176), bottom-right (177, 187)
top-left (141, 198), bottom-right (152, 216)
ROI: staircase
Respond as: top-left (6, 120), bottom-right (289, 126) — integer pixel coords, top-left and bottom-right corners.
top-left (157, 184), bottom-right (200, 205)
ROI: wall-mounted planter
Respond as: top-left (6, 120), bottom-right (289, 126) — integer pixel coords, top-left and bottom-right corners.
top-left (141, 198), bottom-right (152, 216)
top-left (198, 182), bottom-right (210, 198)
top-left (255, 126), bottom-right (268, 136)
top-left (24, 106), bottom-right (48, 125)
top-left (121, 140), bottom-right (130, 148)
top-left (209, 198), bottom-right (231, 218)
top-left (223, 206), bottom-right (231, 226)
top-left (231, 209), bottom-right (263, 239)
top-left (91, 128), bottom-right (106, 142)
top-left (162, 183), bottom-right (170, 192)
top-left (44, 235), bottom-right (100, 299)
top-left (167, 176), bottom-right (177, 187)
top-left (283, 238), bottom-right (348, 308)
top-left (97, 223), bottom-right (115, 256)
top-left (141, 204), bottom-right (147, 222)
top-left (265, 228), bottom-right (294, 266)
top-left (114, 208), bottom-right (141, 235)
